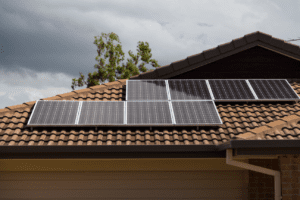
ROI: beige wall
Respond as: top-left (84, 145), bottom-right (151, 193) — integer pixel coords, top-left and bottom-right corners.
top-left (0, 158), bottom-right (247, 171)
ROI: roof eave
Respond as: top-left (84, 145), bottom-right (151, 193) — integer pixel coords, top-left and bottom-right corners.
top-left (0, 140), bottom-right (299, 154)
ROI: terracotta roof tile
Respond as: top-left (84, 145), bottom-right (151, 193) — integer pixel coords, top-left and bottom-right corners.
top-left (171, 58), bottom-right (190, 71)
top-left (244, 32), bottom-right (260, 43)
top-left (218, 41), bottom-right (235, 54)
top-left (202, 47), bottom-right (221, 60)
top-left (187, 52), bottom-right (206, 65)
top-left (156, 64), bottom-right (173, 76)
top-left (269, 36), bottom-right (285, 49)
top-left (232, 37), bottom-right (248, 49)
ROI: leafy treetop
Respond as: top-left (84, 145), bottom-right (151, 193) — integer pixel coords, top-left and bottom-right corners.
top-left (71, 32), bottom-right (161, 90)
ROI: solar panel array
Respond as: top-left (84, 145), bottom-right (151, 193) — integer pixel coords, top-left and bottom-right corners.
top-left (27, 79), bottom-right (298, 127)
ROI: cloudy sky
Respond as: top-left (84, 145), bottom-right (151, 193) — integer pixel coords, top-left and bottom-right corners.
top-left (0, 0), bottom-right (300, 109)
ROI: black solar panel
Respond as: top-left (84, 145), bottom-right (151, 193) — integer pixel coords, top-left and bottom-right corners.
top-left (208, 80), bottom-right (255, 100)
top-left (127, 80), bottom-right (168, 101)
top-left (127, 101), bottom-right (172, 125)
top-left (248, 79), bottom-right (299, 100)
top-left (171, 101), bottom-right (222, 125)
top-left (28, 100), bottom-right (79, 125)
top-left (168, 79), bottom-right (212, 100)
top-left (78, 101), bottom-right (124, 125)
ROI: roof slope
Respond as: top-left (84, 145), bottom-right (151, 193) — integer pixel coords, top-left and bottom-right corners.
top-left (130, 31), bottom-right (300, 80)
top-left (1, 78), bottom-right (300, 146)
top-left (1, 31), bottom-right (300, 147)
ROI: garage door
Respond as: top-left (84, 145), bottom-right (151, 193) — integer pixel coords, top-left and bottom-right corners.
top-left (0, 170), bottom-right (248, 199)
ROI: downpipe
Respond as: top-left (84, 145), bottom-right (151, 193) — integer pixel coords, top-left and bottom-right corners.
top-left (226, 149), bottom-right (282, 200)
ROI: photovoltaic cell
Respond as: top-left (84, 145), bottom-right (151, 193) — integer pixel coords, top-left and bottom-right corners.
top-left (208, 80), bottom-right (255, 100)
top-left (168, 79), bottom-right (212, 100)
top-left (248, 79), bottom-right (299, 100)
top-left (171, 101), bottom-right (222, 125)
top-left (127, 80), bottom-right (168, 101)
top-left (78, 101), bottom-right (124, 125)
top-left (28, 100), bottom-right (79, 125)
top-left (127, 101), bottom-right (172, 125)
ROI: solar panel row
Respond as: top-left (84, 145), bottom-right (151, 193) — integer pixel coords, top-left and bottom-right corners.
top-left (27, 79), bottom-right (299, 127)
top-left (127, 79), bottom-right (299, 101)
top-left (28, 100), bottom-right (222, 126)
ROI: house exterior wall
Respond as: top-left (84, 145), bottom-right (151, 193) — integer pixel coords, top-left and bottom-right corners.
top-left (0, 158), bottom-right (249, 199)
top-left (248, 158), bottom-right (280, 200)
top-left (279, 154), bottom-right (300, 200)
top-left (248, 155), bottom-right (300, 200)
top-left (171, 46), bottom-right (300, 79)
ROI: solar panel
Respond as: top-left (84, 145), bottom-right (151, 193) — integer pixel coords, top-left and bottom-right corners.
top-left (28, 100), bottom-right (79, 125)
top-left (126, 80), bottom-right (168, 101)
top-left (127, 101), bottom-right (172, 125)
top-left (167, 79), bottom-right (212, 100)
top-left (248, 79), bottom-right (299, 100)
top-left (171, 101), bottom-right (222, 125)
top-left (78, 101), bottom-right (124, 125)
top-left (208, 79), bottom-right (256, 101)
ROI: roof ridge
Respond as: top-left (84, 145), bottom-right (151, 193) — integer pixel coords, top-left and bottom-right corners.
top-left (130, 31), bottom-right (300, 79)
top-left (234, 111), bottom-right (300, 140)
top-left (0, 79), bottom-right (127, 114)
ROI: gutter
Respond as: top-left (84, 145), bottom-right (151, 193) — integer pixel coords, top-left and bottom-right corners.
top-left (226, 149), bottom-right (282, 200)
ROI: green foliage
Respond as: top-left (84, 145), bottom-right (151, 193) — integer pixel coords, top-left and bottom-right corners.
top-left (71, 32), bottom-right (161, 90)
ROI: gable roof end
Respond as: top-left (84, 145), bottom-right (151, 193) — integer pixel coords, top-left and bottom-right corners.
top-left (130, 31), bottom-right (300, 80)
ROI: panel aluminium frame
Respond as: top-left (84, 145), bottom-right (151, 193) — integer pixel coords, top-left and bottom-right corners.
top-left (248, 79), bottom-right (300, 102)
top-left (205, 80), bottom-right (215, 100)
top-left (285, 79), bottom-right (300, 103)
top-left (165, 80), bottom-right (172, 101)
top-left (27, 99), bottom-right (40, 125)
top-left (168, 101), bottom-right (176, 124)
top-left (124, 101), bottom-right (127, 125)
top-left (74, 101), bottom-right (83, 125)
top-left (208, 79), bottom-right (257, 102)
top-left (245, 80), bottom-right (258, 100)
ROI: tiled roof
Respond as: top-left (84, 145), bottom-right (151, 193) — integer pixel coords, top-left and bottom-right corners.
top-left (1, 78), bottom-right (300, 146)
top-left (130, 31), bottom-right (300, 80)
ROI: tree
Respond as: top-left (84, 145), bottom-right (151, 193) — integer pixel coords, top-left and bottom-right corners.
top-left (71, 32), bottom-right (161, 90)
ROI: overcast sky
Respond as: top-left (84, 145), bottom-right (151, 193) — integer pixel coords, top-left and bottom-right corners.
top-left (0, 0), bottom-right (300, 109)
